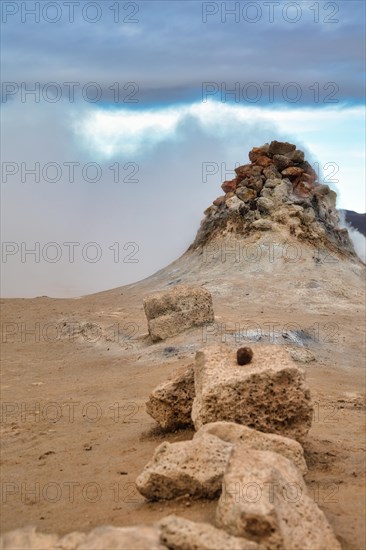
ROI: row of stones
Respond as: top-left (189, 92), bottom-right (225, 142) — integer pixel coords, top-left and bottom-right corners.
top-left (137, 344), bottom-right (341, 549)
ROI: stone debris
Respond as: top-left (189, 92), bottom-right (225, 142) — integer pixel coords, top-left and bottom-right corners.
top-left (237, 347), bottom-right (254, 365)
top-left (159, 515), bottom-right (264, 550)
top-left (193, 422), bottom-right (307, 475)
top-left (191, 141), bottom-right (356, 257)
top-left (216, 448), bottom-right (341, 550)
top-left (191, 344), bottom-right (313, 442)
top-left (143, 285), bottom-right (214, 342)
top-left (146, 364), bottom-right (195, 430)
top-left (288, 348), bottom-right (316, 364)
top-left (0, 525), bottom-right (165, 550)
top-left (136, 435), bottom-right (233, 500)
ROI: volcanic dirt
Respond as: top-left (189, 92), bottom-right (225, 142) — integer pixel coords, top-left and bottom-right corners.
top-left (1, 141), bottom-right (365, 549)
top-left (1, 237), bottom-right (365, 549)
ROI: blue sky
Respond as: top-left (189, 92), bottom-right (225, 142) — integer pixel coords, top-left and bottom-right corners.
top-left (1, 1), bottom-right (365, 296)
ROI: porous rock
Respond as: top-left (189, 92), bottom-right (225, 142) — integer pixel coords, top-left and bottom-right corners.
top-left (191, 344), bottom-right (313, 442)
top-left (143, 285), bottom-right (214, 342)
top-left (273, 154), bottom-right (293, 172)
top-left (216, 448), bottom-right (341, 550)
top-left (268, 141), bottom-right (296, 156)
top-left (0, 525), bottom-right (165, 550)
top-left (256, 197), bottom-right (274, 213)
top-left (159, 515), bottom-right (264, 550)
top-left (193, 422), bottom-right (307, 475)
top-left (136, 435), bottom-right (233, 500)
top-left (227, 196), bottom-right (244, 211)
top-left (236, 187), bottom-right (257, 202)
top-left (146, 365), bottom-right (195, 430)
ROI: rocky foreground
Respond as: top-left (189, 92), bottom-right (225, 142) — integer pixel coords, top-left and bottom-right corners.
top-left (1, 142), bottom-right (365, 549)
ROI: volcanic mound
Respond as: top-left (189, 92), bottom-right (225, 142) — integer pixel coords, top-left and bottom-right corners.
top-left (191, 140), bottom-right (357, 260)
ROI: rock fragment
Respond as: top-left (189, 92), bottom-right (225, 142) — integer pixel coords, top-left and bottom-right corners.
top-left (191, 344), bottom-right (313, 442)
top-left (136, 435), bottom-right (233, 500)
top-left (268, 140), bottom-right (296, 156)
top-left (216, 448), bottom-right (341, 549)
top-left (146, 364), bottom-right (195, 430)
top-left (0, 525), bottom-right (165, 550)
top-left (159, 515), bottom-right (264, 550)
top-left (143, 285), bottom-right (214, 342)
top-left (193, 421), bottom-right (307, 475)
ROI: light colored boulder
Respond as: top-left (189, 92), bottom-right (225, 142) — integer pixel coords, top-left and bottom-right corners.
top-left (146, 364), bottom-right (195, 430)
top-left (0, 525), bottom-right (165, 550)
top-left (136, 435), bottom-right (233, 500)
top-left (64, 526), bottom-right (165, 549)
top-left (191, 344), bottom-right (313, 442)
top-left (193, 422), bottom-right (307, 475)
top-left (216, 448), bottom-right (341, 550)
top-left (226, 196), bottom-right (244, 211)
top-left (0, 527), bottom-right (58, 550)
top-left (159, 515), bottom-right (264, 550)
top-left (271, 179), bottom-right (292, 203)
top-left (143, 285), bottom-right (214, 342)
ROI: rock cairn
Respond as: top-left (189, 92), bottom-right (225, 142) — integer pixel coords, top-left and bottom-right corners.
top-left (191, 140), bottom-right (355, 257)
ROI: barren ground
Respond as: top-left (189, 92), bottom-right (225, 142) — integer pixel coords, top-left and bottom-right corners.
top-left (1, 235), bottom-right (365, 549)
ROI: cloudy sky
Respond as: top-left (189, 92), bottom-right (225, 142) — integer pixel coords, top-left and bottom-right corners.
top-left (1, 0), bottom-right (365, 297)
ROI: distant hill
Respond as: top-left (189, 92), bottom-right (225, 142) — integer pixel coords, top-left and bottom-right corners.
top-left (343, 210), bottom-right (366, 237)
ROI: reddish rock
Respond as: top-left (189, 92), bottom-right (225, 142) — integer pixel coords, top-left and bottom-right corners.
top-left (269, 140), bottom-right (296, 156)
top-left (248, 146), bottom-right (269, 162)
top-left (273, 154), bottom-right (293, 172)
top-left (213, 196), bottom-right (226, 207)
top-left (221, 179), bottom-right (237, 193)
top-left (254, 155), bottom-right (273, 168)
top-left (299, 161), bottom-right (318, 183)
top-left (281, 166), bottom-right (304, 179)
top-left (302, 172), bottom-right (317, 185)
top-left (293, 179), bottom-right (314, 198)
top-left (235, 164), bottom-right (252, 178)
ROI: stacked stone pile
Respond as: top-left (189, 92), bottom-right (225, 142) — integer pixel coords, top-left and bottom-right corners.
top-left (192, 140), bottom-right (355, 257)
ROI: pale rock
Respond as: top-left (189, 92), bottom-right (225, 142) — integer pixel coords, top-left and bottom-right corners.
top-left (68, 526), bottom-right (165, 550)
top-left (216, 448), bottom-right (341, 550)
top-left (256, 197), bottom-right (274, 213)
top-left (0, 528), bottom-right (58, 550)
top-left (227, 196), bottom-right (244, 211)
top-left (159, 515), bottom-right (263, 550)
top-left (191, 344), bottom-right (313, 442)
top-left (146, 365), bottom-right (195, 430)
top-left (288, 348), bottom-right (315, 364)
top-left (0, 525), bottom-right (165, 550)
top-left (136, 435), bottom-right (233, 500)
top-left (272, 180), bottom-right (292, 203)
top-left (143, 285), bottom-right (214, 342)
top-left (193, 422), bottom-right (307, 475)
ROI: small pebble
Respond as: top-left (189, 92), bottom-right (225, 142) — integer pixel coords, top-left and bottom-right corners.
top-left (237, 347), bottom-right (253, 365)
